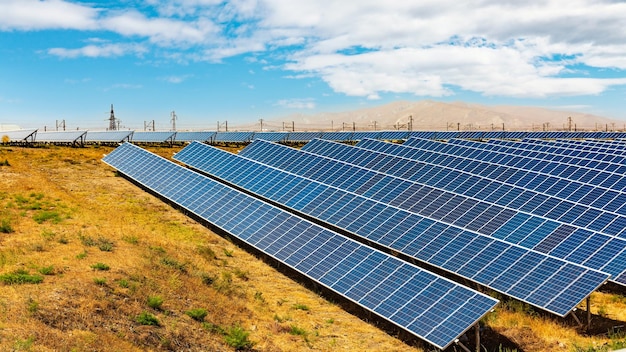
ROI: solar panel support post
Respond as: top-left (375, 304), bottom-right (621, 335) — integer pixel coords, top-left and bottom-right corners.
top-left (570, 308), bottom-right (583, 328)
top-left (475, 324), bottom-right (480, 352)
top-left (455, 340), bottom-right (471, 352)
top-left (586, 296), bottom-right (591, 332)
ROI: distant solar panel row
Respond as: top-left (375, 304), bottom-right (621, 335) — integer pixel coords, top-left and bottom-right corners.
top-left (353, 138), bottom-right (626, 238)
top-left (175, 141), bottom-right (609, 316)
top-left (439, 139), bottom-right (626, 193)
top-left (102, 142), bottom-right (498, 350)
top-left (4, 129), bottom-right (626, 145)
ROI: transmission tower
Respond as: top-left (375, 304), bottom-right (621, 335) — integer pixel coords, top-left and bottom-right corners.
top-left (109, 104), bottom-right (117, 131)
top-left (170, 111), bottom-right (177, 131)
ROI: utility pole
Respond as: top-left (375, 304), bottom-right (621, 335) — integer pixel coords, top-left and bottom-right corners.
top-left (170, 111), bottom-right (177, 131)
top-left (56, 120), bottom-right (66, 131)
top-left (408, 115), bottom-right (413, 131)
top-left (370, 121), bottom-right (378, 131)
top-left (259, 118), bottom-right (264, 131)
top-left (292, 121), bottom-right (295, 132)
top-left (353, 122), bottom-right (356, 131)
top-left (567, 116), bottom-right (571, 131)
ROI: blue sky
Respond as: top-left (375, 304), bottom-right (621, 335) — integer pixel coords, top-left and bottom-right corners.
top-left (1, 0), bottom-right (625, 131)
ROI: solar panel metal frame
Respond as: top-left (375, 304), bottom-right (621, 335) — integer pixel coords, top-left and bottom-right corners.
top-left (35, 130), bottom-right (87, 143)
top-left (0, 129), bottom-right (37, 143)
top-left (175, 141), bottom-right (610, 316)
top-left (102, 142), bottom-right (498, 350)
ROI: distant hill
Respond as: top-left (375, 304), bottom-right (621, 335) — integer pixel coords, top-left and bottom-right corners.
top-left (270, 100), bottom-right (624, 132)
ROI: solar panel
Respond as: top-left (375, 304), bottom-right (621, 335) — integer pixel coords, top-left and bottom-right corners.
top-left (84, 130), bottom-right (133, 143)
top-left (488, 139), bottom-right (626, 167)
top-left (294, 138), bottom-right (626, 284)
top-left (351, 132), bottom-right (382, 141)
top-left (377, 131), bottom-right (410, 140)
top-left (131, 131), bottom-right (176, 143)
top-left (320, 132), bottom-right (354, 141)
top-left (251, 132), bottom-right (288, 142)
top-left (174, 131), bottom-right (215, 142)
top-left (286, 132), bottom-right (323, 142)
top-left (437, 138), bottom-right (626, 192)
top-left (36, 130), bottom-right (87, 143)
top-left (175, 141), bottom-right (609, 316)
top-left (102, 142), bottom-right (498, 350)
top-left (0, 129), bottom-right (37, 143)
top-left (212, 132), bottom-right (253, 143)
top-left (356, 138), bottom-right (626, 237)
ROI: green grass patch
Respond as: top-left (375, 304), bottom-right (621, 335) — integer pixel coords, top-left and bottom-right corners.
top-left (0, 269), bottom-right (44, 285)
top-left (147, 295), bottom-right (164, 310)
top-left (185, 308), bottom-right (208, 322)
top-left (38, 265), bottom-right (55, 275)
top-left (33, 210), bottom-right (62, 224)
top-left (90, 262), bottom-right (110, 271)
top-left (161, 257), bottom-right (186, 272)
top-left (135, 311), bottom-right (160, 326)
top-left (224, 324), bottom-right (253, 350)
top-left (93, 277), bottom-right (107, 286)
top-left (292, 303), bottom-right (309, 311)
top-left (0, 219), bottom-right (13, 233)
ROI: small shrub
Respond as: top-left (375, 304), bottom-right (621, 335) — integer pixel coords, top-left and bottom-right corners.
top-left (597, 305), bottom-right (608, 317)
top-left (161, 257), bottom-right (186, 272)
top-left (38, 266), bottom-right (55, 275)
top-left (233, 268), bottom-right (249, 281)
top-left (40, 229), bottom-right (55, 240)
top-left (223, 249), bottom-right (234, 257)
top-left (0, 219), bottom-right (13, 233)
top-left (58, 236), bottom-right (69, 244)
top-left (118, 279), bottom-right (129, 288)
top-left (33, 211), bottom-right (62, 224)
top-left (292, 303), bottom-right (309, 311)
top-left (0, 159), bottom-right (10, 166)
top-left (97, 237), bottom-right (114, 252)
top-left (80, 235), bottom-right (97, 246)
top-left (198, 245), bottom-right (217, 260)
top-left (326, 318), bottom-right (334, 324)
top-left (200, 272), bottom-right (215, 286)
top-left (0, 269), bottom-right (44, 285)
top-left (185, 308), bottom-right (208, 322)
top-left (224, 324), bottom-right (253, 350)
top-left (135, 311), bottom-right (159, 326)
top-left (147, 295), bottom-right (164, 310)
top-left (122, 235), bottom-right (139, 245)
top-left (27, 299), bottom-right (39, 313)
top-left (90, 262), bottom-right (110, 271)
top-left (202, 322), bottom-right (225, 334)
top-left (289, 325), bottom-right (307, 336)
top-left (93, 277), bottom-right (107, 286)
top-left (76, 251), bottom-right (88, 259)
top-left (254, 291), bottom-right (265, 303)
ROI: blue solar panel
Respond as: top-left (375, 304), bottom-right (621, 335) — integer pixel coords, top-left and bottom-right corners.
top-left (320, 132), bottom-right (354, 141)
top-left (102, 142), bottom-right (498, 350)
top-left (292, 138), bottom-right (626, 284)
top-left (85, 130), bottom-right (133, 143)
top-left (286, 132), bottom-right (323, 142)
top-left (212, 132), bottom-right (253, 143)
top-left (175, 141), bottom-right (610, 315)
top-left (355, 138), bottom-right (626, 238)
top-left (437, 138), bottom-right (626, 191)
top-left (131, 131), bottom-right (176, 143)
top-left (174, 131), bottom-right (215, 142)
top-left (251, 132), bottom-right (288, 142)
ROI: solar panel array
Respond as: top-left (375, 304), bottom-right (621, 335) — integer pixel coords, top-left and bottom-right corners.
top-left (291, 138), bottom-right (626, 285)
top-left (35, 130), bottom-right (87, 143)
top-left (0, 129), bottom-right (37, 142)
top-left (84, 130), bottom-right (133, 143)
top-left (131, 131), bottom-right (176, 143)
top-left (103, 142), bottom-right (498, 350)
top-left (175, 141), bottom-right (609, 316)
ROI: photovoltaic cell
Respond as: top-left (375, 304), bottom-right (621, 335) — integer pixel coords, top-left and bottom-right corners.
top-left (102, 142), bottom-right (498, 350)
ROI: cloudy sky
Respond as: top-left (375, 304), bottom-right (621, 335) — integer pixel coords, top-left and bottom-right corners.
top-left (1, 0), bottom-right (625, 130)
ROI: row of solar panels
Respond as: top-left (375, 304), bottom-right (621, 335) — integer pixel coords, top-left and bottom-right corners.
top-left (4, 128), bottom-right (626, 144)
top-left (102, 134), bottom-right (626, 349)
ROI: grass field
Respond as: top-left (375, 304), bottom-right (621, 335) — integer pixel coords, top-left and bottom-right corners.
top-left (0, 144), bottom-right (625, 352)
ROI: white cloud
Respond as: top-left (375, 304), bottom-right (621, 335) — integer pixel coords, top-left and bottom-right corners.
top-left (160, 75), bottom-right (193, 84)
top-left (48, 43), bottom-right (148, 58)
top-left (275, 98), bottom-right (316, 109)
top-left (0, 0), bottom-right (98, 31)
top-left (3, 0), bottom-right (626, 99)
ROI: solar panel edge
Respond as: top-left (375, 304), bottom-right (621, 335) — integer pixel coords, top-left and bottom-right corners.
top-left (103, 142), bottom-right (499, 350)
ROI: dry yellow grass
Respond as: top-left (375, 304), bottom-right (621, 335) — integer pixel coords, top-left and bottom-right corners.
top-left (0, 144), bottom-right (625, 352)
